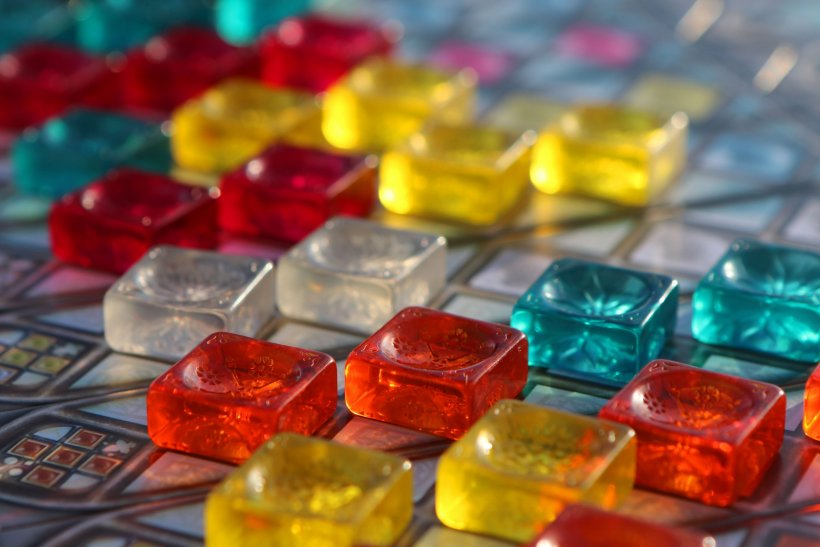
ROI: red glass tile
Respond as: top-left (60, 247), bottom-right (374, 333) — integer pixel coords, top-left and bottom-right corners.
top-left (9, 438), bottom-right (51, 459)
top-left (122, 27), bottom-right (259, 114)
top-left (261, 15), bottom-right (395, 92)
top-left (21, 465), bottom-right (65, 487)
top-left (49, 168), bottom-right (219, 274)
top-left (345, 307), bottom-right (528, 440)
top-left (0, 44), bottom-right (118, 131)
top-left (803, 362), bottom-right (820, 441)
top-left (526, 504), bottom-right (714, 547)
top-left (79, 454), bottom-right (121, 476)
top-left (147, 332), bottom-right (337, 464)
top-left (44, 447), bottom-right (85, 468)
top-left (219, 144), bottom-right (376, 243)
top-left (599, 360), bottom-right (785, 506)
top-left (65, 429), bottom-right (105, 449)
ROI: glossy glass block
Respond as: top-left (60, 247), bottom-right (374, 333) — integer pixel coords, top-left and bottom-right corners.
top-left (261, 15), bottom-right (395, 92)
top-left (804, 363), bottom-right (820, 441)
top-left (122, 27), bottom-right (259, 114)
top-left (206, 433), bottom-right (413, 546)
top-left (692, 239), bottom-right (820, 363)
top-left (624, 74), bottom-right (722, 123)
top-left (345, 307), bottom-right (528, 439)
top-left (49, 169), bottom-right (218, 274)
top-left (148, 332), bottom-right (336, 463)
top-left (599, 360), bottom-right (785, 506)
top-left (0, 0), bottom-right (73, 53)
top-left (0, 44), bottom-right (118, 131)
top-left (436, 399), bottom-right (636, 543)
top-left (277, 217), bottom-right (447, 334)
top-left (481, 94), bottom-right (566, 134)
top-left (219, 144), bottom-right (376, 242)
top-left (75, 0), bottom-right (212, 53)
top-left (12, 108), bottom-right (173, 198)
top-left (530, 105), bottom-right (688, 206)
top-left (380, 123), bottom-right (534, 225)
top-left (511, 258), bottom-right (678, 384)
top-left (215, 0), bottom-right (311, 45)
top-left (323, 58), bottom-right (476, 152)
top-left (104, 246), bottom-right (276, 361)
top-left (526, 504), bottom-right (715, 547)
top-left (171, 78), bottom-right (316, 173)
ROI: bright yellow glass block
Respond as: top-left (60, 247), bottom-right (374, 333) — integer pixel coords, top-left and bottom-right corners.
top-left (206, 433), bottom-right (413, 547)
top-left (481, 94), bottom-right (566, 134)
top-left (380, 123), bottom-right (534, 225)
top-left (530, 105), bottom-right (688, 206)
top-left (435, 399), bottom-right (636, 544)
top-left (624, 74), bottom-right (722, 122)
top-left (171, 78), bottom-right (317, 173)
top-left (322, 58), bottom-right (476, 152)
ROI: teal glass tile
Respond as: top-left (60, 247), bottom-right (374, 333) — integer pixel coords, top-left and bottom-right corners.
top-left (511, 258), bottom-right (679, 384)
top-left (75, 0), bottom-right (212, 53)
top-left (0, 0), bottom-right (74, 53)
top-left (12, 108), bottom-right (172, 199)
top-left (692, 239), bottom-right (820, 362)
top-left (215, 0), bottom-right (310, 44)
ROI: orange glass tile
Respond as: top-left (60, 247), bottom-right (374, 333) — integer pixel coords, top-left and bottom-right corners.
top-left (147, 332), bottom-right (337, 464)
top-left (599, 360), bottom-right (785, 507)
top-left (345, 307), bottom-right (528, 439)
top-left (526, 504), bottom-right (715, 547)
top-left (803, 362), bottom-right (820, 441)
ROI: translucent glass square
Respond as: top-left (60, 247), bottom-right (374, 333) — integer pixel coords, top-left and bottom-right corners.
top-left (692, 239), bottom-right (820, 362)
top-left (379, 123), bottom-right (534, 225)
top-left (104, 246), bottom-right (276, 361)
top-left (530, 105), bottom-right (688, 206)
top-left (205, 433), bottom-right (413, 546)
top-left (511, 258), bottom-right (679, 384)
top-left (276, 217), bottom-right (447, 334)
top-left (435, 399), bottom-right (636, 543)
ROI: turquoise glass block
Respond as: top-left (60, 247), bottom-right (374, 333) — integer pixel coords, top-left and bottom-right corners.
top-left (215, 0), bottom-right (311, 45)
top-left (75, 0), bottom-right (212, 53)
top-left (692, 239), bottom-right (820, 362)
top-left (511, 258), bottom-right (678, 384)
top-left (12, 108), bottom-right (172, 199)
top-left (0, 0), bottom-right (74, 53)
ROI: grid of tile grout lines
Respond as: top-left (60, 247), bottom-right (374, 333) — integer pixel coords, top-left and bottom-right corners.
top-left (0, 0), bottom-right (816, 546)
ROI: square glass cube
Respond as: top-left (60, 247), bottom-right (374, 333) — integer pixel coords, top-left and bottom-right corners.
top-left (623, 74), bottom-right (722, 123)
top-left (380, 122), bottom-right (534, 225)
top-left (530, 105), bottom-right (688, 206)
top-left (75, 0), bottom-right (212, 53)
top-left (104, 246), bottom-right (276, 361)
top-left (49, 168), bottom-right (219, 274)
top-left (171, 78), bottom-right (316, 173)
top-left (511, 258), bottom-right (678, 384)
top-left (526, 504), bottom-right (715, 547)
top-left (147, 332), bottom-right (337, 463)
top-left (261, 15), bottom-right (396, 92)
top-left (215, 0), bottom-right (311, 45)
top-left (205, 433), bottom-right (413, 546)
top-left (276, 217), bottom-right (447, 334)
top-left (218, 144), bottom-right (376, 243)
top-left (345, 307), bottom-right (528, 439)
top-left (0, 44), bottom-right (118, 131)
top-left (122, 27), bottom-right (260, 114)
top-left (480, 94), bottom-right (566, 134)
top-left (12, 108), bottom-right (173, 198)
top-left (804, 363), bottom-right (820, 441)
top-left (599, 360), bottom-right (785, 506)
top-left (0, 0), bottom-right (73, 53)
top-left (322, 58), bottom-right (476, 152)
top-left (436, 399), bottom-right (636, 543)
top-left (692, 239), bottom-right (820, 362)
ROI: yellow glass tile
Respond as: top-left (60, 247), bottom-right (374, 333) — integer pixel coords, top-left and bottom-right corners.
top-left (171, 78), bottom-right (317, 173)
top-left (530, 105), bottom-right (688, 206)
top-left (380, 123), bottom-right (534, 225)
top-left (623, 74), bottom-right (722, 122)
top-left (481, 94), bottom-right (567, 134)
top-left (435, 399), bottom-right (636, 543)
top-left (322, 58), bottom-right (476, 152)
top-left (205, 433), bottom-right (413, 547)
